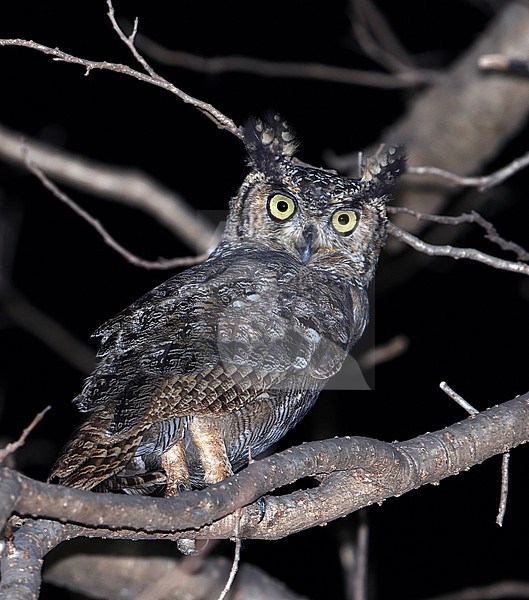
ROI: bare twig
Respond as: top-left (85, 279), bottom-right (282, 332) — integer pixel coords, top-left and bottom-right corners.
top-left (387, 222), bottom-right (529, 277)
top-left (25, 155), bottom-right (210, 270)
top-left (358, 334), bottom-right (409, 370)
top-left (496, 451), bottom-right (510, 527)
top-left (407, 150), bottom-right (529, 191)
top-left (339, 512), bottom-right (369, 600)
top-left (479, 53), bottom-right (529, 76)
top-left (0, 38), bottom-right (241, 139)
top-left (0, 406), bottom-right (51, 464)
top-left (135, 35), bottom-right (433, 89)
top-left (388, 206), bottom-right (529, 262)
top-left (440, 382), bottom-right (510, 527)
top-left (439, 382), bottom-right (479, 416)
top-left (217, 536), bottom-right (242, 600)
top-left (106, 0), bottom-right (158, 79)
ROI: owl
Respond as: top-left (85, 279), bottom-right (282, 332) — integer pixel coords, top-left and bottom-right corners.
top-left (49, 116), bottom-right (404, 519)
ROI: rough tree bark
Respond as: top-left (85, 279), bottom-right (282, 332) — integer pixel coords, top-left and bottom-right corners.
top-left (1, 392), bottom-right (528, 599)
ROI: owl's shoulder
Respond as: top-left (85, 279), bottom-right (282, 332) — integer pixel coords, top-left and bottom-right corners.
top-left (92, 243), bottom-right (298, 356)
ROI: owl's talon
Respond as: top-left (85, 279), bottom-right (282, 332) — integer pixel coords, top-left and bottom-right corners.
top-left (177, 481), bottom-right (191, 493)
top-left (257, 497), bottom-right (267, 523)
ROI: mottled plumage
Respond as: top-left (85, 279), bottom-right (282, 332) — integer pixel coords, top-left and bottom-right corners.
top-left (49, 116), bottom-right (404, 506)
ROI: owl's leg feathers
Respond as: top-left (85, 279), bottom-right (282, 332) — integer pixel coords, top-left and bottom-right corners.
top-left (188, 418), bottom-right (233, 484)
top-left (161, 440), bottom-right (190, 496)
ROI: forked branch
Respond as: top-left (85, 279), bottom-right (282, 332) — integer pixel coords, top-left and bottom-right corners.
top-left (0, 39), bottom-right (240, 139)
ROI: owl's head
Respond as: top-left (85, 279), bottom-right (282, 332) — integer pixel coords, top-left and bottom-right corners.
top-left (223, 115), bottom-right (405, 286)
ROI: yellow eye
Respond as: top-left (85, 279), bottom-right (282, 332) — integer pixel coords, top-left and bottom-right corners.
top-left (331, 210), bottom-right (358, 235)
top-left (267, 194), bottom-right (296, 221)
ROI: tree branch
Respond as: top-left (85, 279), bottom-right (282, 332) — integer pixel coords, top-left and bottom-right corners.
top-left (419, 580), bottom-right (529, 600)
top-left (0, 38), bottom-right (241, 140)
top-left (134, 35), bottom-right (434, 89)
top-left (479, 53), bottom-right (529, 77)
top-left (0, 122), bottom-right (214, 251)
top-left (1, 392), bottom-right (529, 598)
top-left (387, 222), bottom-right (529, 276)
top-left (349, 0), bottom-right (418, 74)
top-left (0, 407), bottom-right (50, 465)
top-left (388, 206), bottom-right (529, 262)
top-left (1, 392), bottom-right (528, 538)
top-left (1, 284), bottom-right (95, 373)
top-left (333, 3), bottom-right (529, 238)
top-left (406, 150), bottom-right (529, 191)
top-left (25, 156), bottom-right (211, 270)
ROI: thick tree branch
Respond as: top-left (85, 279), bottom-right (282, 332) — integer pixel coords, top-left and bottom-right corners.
top-left (1, 392), bottom-right (528, 538)
top-left (333, 2), bottom-right (529, 238)
top-left (1, 392), bottom-right (528, 599)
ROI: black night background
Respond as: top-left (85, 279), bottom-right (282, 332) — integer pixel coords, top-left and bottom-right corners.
top-left (1, 2), bottom-right (529, 599)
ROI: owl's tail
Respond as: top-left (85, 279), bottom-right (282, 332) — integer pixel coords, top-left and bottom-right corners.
top-left (48, 408), bottom-right (148, 492)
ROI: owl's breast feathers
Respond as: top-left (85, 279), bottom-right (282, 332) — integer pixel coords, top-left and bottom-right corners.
top-left (49, 242), bottom-right (368, 491)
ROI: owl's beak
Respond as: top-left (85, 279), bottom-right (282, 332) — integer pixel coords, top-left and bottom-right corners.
top-left (297, 225), bottom-right (317, 264)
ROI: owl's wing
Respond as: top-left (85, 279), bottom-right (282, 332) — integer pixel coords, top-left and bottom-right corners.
top-left (75, 247), bottom-right (360, 426)
top-left (51, 248), bottom-right (365, 490)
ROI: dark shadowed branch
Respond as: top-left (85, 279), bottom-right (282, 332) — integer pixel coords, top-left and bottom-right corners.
top-left (419, 580), bottom-right (529, 600)
top-left (349, 0), bottom-right (419, 75)
top-left (44, 553), bottom-right (310, 600)
top-left (0, 122), bottom-right (215, 251)
top-left (134, 34), bottom-right (434, 89)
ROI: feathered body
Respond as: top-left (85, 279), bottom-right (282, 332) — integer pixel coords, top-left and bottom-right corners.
top-left (49, 116), bottom-right (404, 498)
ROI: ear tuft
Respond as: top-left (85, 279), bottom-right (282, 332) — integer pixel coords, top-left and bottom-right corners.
top-left (243, 114), bottom-right (298, 171)
top-left (360, 144), bottom-right (406, 193)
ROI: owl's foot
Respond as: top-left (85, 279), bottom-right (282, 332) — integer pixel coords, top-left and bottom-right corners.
top-left (161, 440), bottom-right (190, 495)
top-left (161, 441), bottom-right (197, 554)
